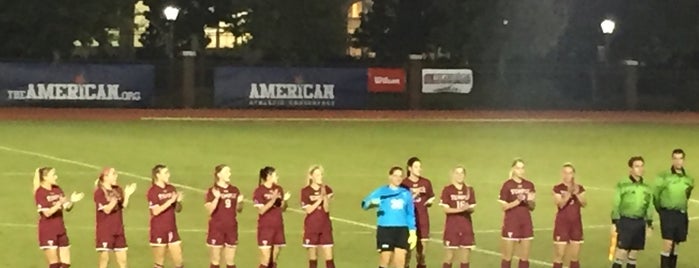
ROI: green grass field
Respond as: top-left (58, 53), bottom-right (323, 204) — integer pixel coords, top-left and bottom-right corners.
top-left (1, 119), bottom-right (698, 267)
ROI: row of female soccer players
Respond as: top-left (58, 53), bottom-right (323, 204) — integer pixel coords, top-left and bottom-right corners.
top-left (31, 157), bottom-right (582, 268)
top-left (33, 164), bottom-right (325, 268)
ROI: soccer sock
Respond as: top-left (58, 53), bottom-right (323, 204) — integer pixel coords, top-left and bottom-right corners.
top-left (49, 264), bottom-right (61, 268)
top-left (570, 261), bottom-right (580, 268)
top-left (60, 264), bottom-right (71, 268)
top-left (259, 265), bottom-right (268, 268)
top-left (459, 263), bottom-right (469, 268)
top-left (442, 263), bottom-right (451, 268)
top-left (309, 260), bottom-right (318, 268)
top-left (325, 260), bottom-right (335, 268)
top-left (500, 260), bottom-right (511, 268)
top-left (670, 254), bottom-right (678, 268)
top-left (175, 266), bottom-right (184, 268)
top-left (627, 258), bottom-right (637, 268)
top-left (611, 263), bottom-right (622, 268)
top-left (154, 264), bottom-right (164, 268)
top-left (552, 263), bottom-right (563, 268)
top-left (271, 262), bottom-right (277, 268)
top-left (417, 265), bottom-right (427, 268)
top-left (518, 260), bottom-right (529, 268)
top-left (661, 252), bottom-right (672, 268)
top-left (227, 265), bottom-right (237, 268)
top-left (211, 265), bottom-right (219, 268)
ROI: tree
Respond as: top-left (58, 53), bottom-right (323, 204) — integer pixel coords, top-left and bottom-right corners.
top-left (139, 0), bottom-right (248, 58)
top-left (352, 0), bottom-right (433, 64)
top-left (244, 0), bottom-right (347, 64)
top-left (0, 0), bottom-right (122, 59)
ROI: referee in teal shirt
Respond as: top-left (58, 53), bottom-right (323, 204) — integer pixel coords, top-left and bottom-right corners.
top-left (362, 166), bottom-right (417, 268)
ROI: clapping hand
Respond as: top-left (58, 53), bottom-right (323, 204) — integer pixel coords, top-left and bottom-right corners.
top-left (124, 183), bottom-right (137, 197)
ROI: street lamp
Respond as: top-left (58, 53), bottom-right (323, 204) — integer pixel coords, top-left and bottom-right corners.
top-left (163, 5), bottom-right (180, 59)
top-left (599, 19), bottom-right (615, 63)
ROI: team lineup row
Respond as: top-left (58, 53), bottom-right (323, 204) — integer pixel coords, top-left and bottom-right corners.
top-left (30, 152), bottom-right (693, 268)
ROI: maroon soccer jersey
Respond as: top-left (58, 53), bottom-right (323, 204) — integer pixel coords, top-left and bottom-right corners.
top-left (35, 185), bottom-right (66, 234)
top-left (401, 176), bottom-right (435, 224)
top-left (94, 185), bottom-right (125, 236)
top-left (206, 184), bottom-right (241, 228)
top-left (300, 185), bottom-right (333, 232)
top-left (147, 184), bottom-right (178, 232)
top-left (498, 178), bottom-right (535, 225)
top-left (553, 183), bottom-right (585, 221)
top-left (440, 184), bottom-right (476, 230)
top-left (253, 184), bottom-right (285, 228)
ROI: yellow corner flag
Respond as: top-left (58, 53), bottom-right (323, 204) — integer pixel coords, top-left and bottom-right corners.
top-left (608, 231), bottom-right (617, 261)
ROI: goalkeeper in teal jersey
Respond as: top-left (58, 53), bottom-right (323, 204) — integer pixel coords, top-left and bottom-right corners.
top-left (361, 166), bottom-right (417, 268)
top-left (610, 156), bottom-right (654, 268)
top-left (654, 149), bottom-right (694, 268)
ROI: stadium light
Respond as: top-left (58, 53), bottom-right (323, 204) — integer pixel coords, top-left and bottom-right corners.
top-left (163, 6), bottom-right (180, 21)
top-left (600, 19), bottom-right (615, 35)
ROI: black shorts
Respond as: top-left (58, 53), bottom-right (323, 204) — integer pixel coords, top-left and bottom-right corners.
top-left (659, 208), bottom-right (689, 243)
top-left (616, 217), bottom-right (647, 250)
top-left (376, 226), bottom-right (409, 252)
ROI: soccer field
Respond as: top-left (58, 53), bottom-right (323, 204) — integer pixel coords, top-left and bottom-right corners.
top-left (1, 118), bottom-right (698, 267)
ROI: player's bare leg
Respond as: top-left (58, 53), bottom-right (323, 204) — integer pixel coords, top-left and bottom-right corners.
top-left (458, 248), bottom-right (471, 268)
top-left (258, 247), bottom-right (272, 268)
top-left (43, 248), bottom-right (60, 267)
top-left (151, 246), bottom-right (166, 267)
top-left (379, 251), bottom-right (393, 268)
top-left (209, 245), bottom-right (222, 267)
top-left (97, 251), bottom-right (110, 268)
top-left (611, 249), bottom-right (629, 268)
top-left (517, 240), bottom-right (531, 268)
top-left (114, 250), bottom-right (128, 268)
top-left (223, 246), bottom-right (237, 267)
top-left (58, 246), bottom-right (71, 267)
top-left (626, 250), bottom-right (638, 267)
top-left (321, 246), bottom-right (334, 268)
top-left (167, 243), bottom-right (184, 267)
top-left (307, 247), bottom-right (318, 268)
top-left (552, 243), bottom-right (566, 268)
top-left (270, 245), bottom-right (282, 267)
top-left (567, 242), bottom-right (581, 268)
top-left (416, 240), bottom-right (428, 268)
top-left (442, 248), bottom-right (455, 267)
top-left (393, 248), bottom-right (407, 268)
top-left (500, 240), bottom-right (515, 268)
top-left (661, 239), bottom-right (677, 268)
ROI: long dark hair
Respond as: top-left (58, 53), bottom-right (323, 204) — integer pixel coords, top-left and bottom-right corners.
top-left (259, 166), bottom-right (276, 185)
top-left (151, 164), bottom-right (167, 184)
top-left (406, 157), bottom-right (420, 177)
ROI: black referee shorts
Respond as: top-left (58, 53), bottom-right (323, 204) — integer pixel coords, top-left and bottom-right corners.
top-left (376, 226), bottom-right (409, 252)
top-left (659, 208), bottom-right (689, 243)
top-left (616, 217), bottom-right (647, 250)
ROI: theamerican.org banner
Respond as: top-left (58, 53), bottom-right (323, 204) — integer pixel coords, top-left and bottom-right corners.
top-left (421, 69), bottom-right (473, 94)
top-left (214, 67), bottom-right (368, 109)
top-left (0, 62), bottom-right (154, 107)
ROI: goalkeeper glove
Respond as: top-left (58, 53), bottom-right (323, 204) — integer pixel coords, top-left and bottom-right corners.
top-left (408, 230), bottom-right (418, 250)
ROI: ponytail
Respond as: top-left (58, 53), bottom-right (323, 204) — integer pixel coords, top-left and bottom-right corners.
top-left (32, 168), bottom-right (41, 192)
top-left (33, 167), bottom-right (53, 192)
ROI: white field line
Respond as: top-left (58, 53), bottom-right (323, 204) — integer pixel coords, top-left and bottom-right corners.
top-left (141, 116), bottom-right (596, 123)
top-left (0, 171), bottom-right (96, 176)
top-left (4, 145), bottom-right (699, 266)
top-left (0, 145), bottom-right (553, 267)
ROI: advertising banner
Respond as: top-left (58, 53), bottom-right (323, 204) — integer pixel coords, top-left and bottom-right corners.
top-left (214, 67), bottom-right (367, 109)
top-left (421, 69), bottom-right (473, 94)
top-left (0, 62), bottom-right (154, 107)
top-left (367, 68), bottom-right (406, 93)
